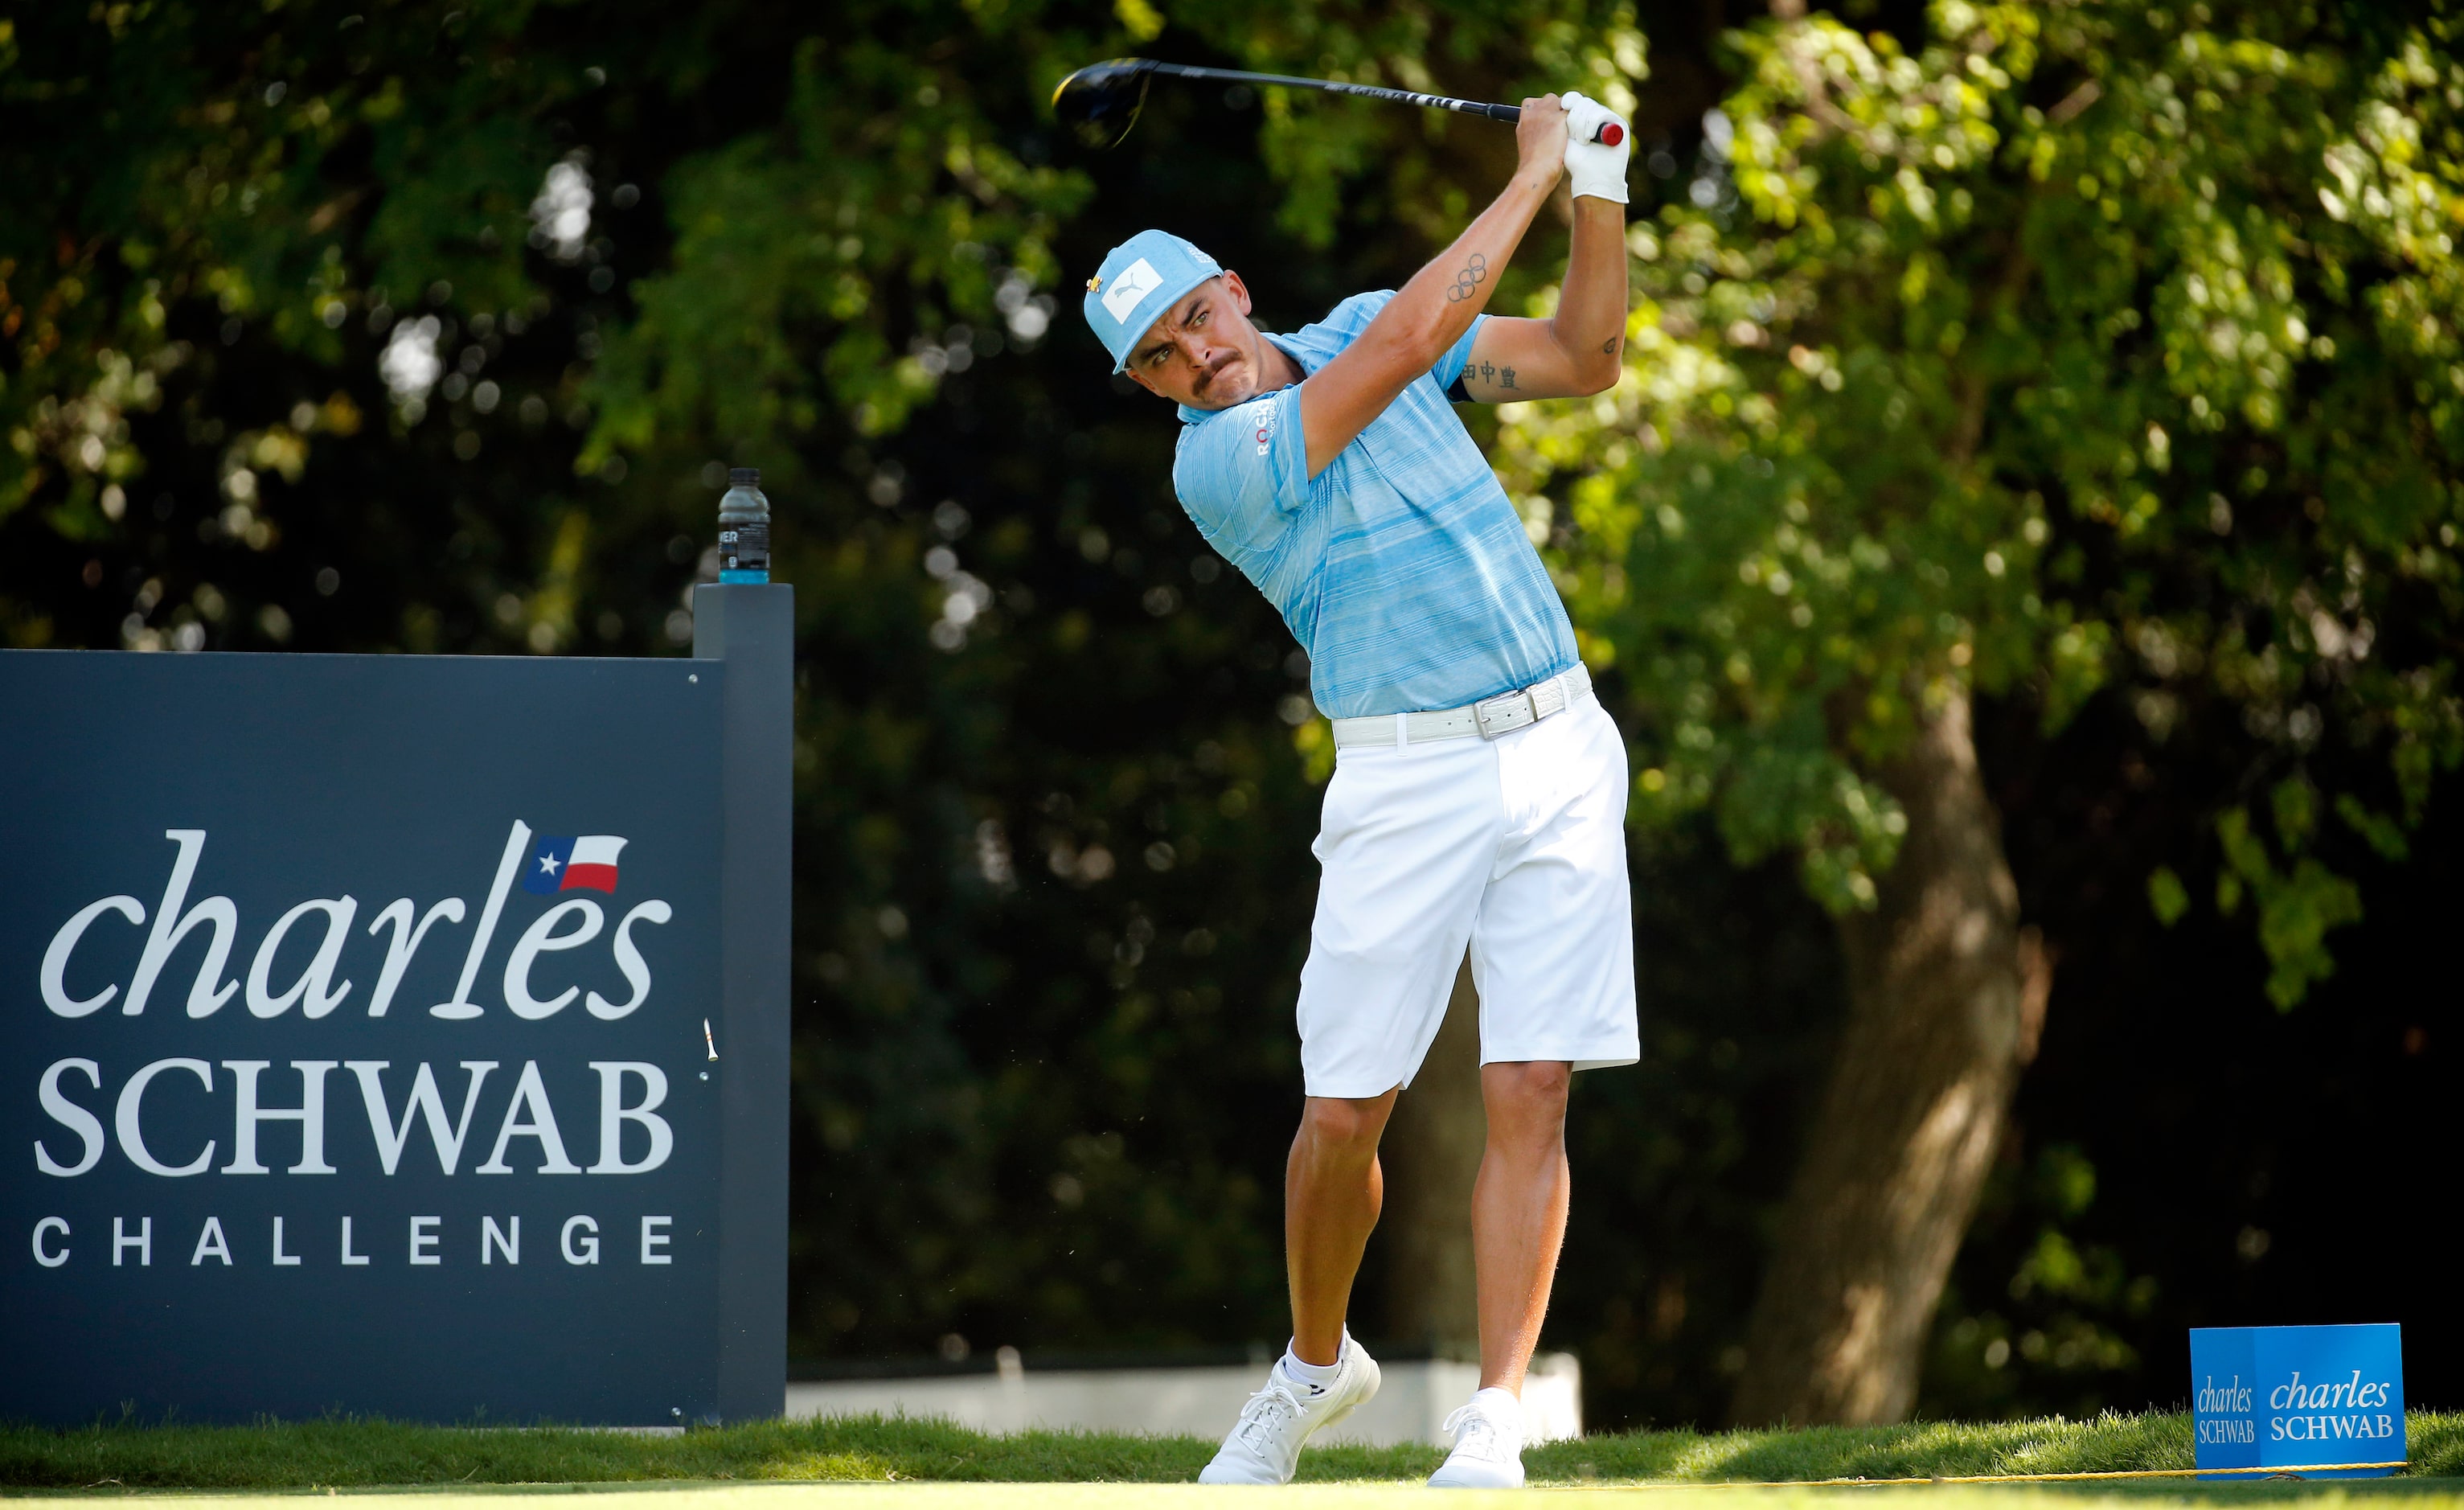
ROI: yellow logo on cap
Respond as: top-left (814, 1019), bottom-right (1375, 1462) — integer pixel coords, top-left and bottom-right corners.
top-left (1086, 274), bottom-right (1103, 292)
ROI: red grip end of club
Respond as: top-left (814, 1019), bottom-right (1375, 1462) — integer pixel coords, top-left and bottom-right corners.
top-left (1597, 122), bottom-right (1624, 147)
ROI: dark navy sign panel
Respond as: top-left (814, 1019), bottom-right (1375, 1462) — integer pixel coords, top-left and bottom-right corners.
top-left (2191, 1323), bottom-right (2405, 1479)
top-left (1, 650), bottom-right (724, 1425)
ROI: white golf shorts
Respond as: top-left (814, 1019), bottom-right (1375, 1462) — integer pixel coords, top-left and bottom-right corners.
top-left (1296, 684), bottom-right (1639, 1098)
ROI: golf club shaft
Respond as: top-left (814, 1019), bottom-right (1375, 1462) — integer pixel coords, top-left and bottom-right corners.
top-left (1143, 61), bottom-right (1522, 123)
top-left (1052, 57), bottom-right (1626, 149)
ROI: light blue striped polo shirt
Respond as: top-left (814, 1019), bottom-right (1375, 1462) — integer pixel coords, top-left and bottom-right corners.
top-left (1171, 290), bottom-right (1580, 720)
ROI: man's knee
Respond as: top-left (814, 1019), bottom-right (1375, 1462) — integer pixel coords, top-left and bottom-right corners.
top-left (1300, 1093), bottom-right (1393, 1152)
top-left (1482, 1060), bottom-right (1572, 1126)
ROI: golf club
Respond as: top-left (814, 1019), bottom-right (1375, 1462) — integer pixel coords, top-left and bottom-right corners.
top-left (1052, 57), bottom-right (1626, 151)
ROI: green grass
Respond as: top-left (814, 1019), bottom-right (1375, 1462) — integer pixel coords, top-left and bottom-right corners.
top-left (2, 1410), bottom-right (2460, 1492)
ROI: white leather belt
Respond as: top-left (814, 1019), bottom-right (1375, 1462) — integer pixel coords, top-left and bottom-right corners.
top-left (1330, 663), bottom-right (1593, 749)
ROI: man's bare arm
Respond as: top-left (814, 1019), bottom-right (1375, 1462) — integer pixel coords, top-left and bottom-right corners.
top-left (1295, 96), bottom-right (1570, 478)
top-left (1456, 196), bottom-right (1627, 402)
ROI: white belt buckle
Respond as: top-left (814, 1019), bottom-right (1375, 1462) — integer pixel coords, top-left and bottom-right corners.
top-left (1475, 675), bottom-right (1567, 741)
top-left (1475, 690), bottom-right (1534, 740)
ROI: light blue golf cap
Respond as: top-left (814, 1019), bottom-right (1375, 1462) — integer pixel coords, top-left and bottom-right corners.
top-left (1082, 229), bottom-right (1224, 373)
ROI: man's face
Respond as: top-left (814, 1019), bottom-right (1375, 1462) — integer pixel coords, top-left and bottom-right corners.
top-left (1122, 273), bottom-right (1273, 411)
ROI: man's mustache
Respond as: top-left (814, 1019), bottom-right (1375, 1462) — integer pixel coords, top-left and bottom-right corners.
top-left (1191, 350), bottom-right (1240, 396)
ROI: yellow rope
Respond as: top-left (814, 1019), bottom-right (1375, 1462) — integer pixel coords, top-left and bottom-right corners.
top-left (1613, 1460), bottom-right (2409, 1487)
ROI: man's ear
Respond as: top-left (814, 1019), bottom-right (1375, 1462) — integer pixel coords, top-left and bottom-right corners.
top-left (1125, 366), bottom-right (1161, 396)
top-left (1220, 270), bottom-right (1254, 316)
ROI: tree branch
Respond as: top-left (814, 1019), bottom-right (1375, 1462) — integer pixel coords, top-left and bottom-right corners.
top-left (2046, 79), bottom-right (2102, 126)
top-left (1767, 0), bottom-right (1867, 144)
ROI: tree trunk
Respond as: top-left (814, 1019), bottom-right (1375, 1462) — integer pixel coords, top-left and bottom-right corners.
top-left (1380, 958), bottom-right (1485, 1356)
top-left (1729, 689), bottom-right (2052, 1424)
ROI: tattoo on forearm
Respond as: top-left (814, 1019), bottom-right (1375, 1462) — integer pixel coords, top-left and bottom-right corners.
top-left (1478, 359), bottom-right (1495, 384)
top-left (1499, 366), bottom-right (1517, 389)
top-left (1445, 252), bottom-right (1489, 304)
top-left (1603, 336), bottom-right (1619, 355)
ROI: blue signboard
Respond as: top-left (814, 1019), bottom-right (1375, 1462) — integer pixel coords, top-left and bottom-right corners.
top-left (2191, 1323), bottom-right (2405, 1479)
top-left (1, 585), bottom-right (792, 1426)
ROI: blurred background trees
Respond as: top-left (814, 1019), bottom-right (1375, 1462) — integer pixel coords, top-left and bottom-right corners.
top-left (6, 0), bottom-right (2461, 1430)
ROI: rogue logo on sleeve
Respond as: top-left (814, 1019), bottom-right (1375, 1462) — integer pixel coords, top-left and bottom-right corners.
top-left (1243, 396), bottom-right (1278, 458)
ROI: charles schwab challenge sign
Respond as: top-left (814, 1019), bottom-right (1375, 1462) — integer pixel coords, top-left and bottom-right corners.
top-left (2, 624), bottom-right (788, 1426)
top-left (2191, 1323), bottom-right (2406, 1478)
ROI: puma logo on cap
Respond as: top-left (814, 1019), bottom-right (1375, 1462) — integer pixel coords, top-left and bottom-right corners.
top-left (1101, 257), bottom-right (1162, 322)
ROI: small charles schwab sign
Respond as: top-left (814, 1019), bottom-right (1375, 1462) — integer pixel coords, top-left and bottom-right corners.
top-left (2191, 1323), bottom-right (2405, 1479)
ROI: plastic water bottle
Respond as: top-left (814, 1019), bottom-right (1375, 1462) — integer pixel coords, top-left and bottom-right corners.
top-left (717, 467), bottom-right (770, 584)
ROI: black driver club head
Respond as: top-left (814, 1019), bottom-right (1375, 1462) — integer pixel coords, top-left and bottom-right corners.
top-left (1052, 58), bottom-right (1156, 149)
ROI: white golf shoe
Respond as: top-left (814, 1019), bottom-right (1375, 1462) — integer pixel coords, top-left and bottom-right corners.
top-left (1427, 1386), bottom-right (1526, 1489)
top-left (1196, 1335), bottom-right (1381, 1484)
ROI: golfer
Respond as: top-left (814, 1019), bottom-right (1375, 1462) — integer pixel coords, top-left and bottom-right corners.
top-left (1080, 92), bottom-right (1636, 1489)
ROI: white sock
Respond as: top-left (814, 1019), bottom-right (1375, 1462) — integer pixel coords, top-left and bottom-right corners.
top-left (1281, 1337), bottom-right (1344, 1386)
top-left (1469, 1385), bottom-right (1523, 1428)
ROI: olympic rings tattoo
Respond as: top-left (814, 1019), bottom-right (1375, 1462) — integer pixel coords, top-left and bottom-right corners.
top-left (1445, 253), bottom-right (1489, 303)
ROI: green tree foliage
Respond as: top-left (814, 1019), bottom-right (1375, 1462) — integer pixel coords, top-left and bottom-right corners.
top-left (1495, 0), bottom-right (2464, 1007)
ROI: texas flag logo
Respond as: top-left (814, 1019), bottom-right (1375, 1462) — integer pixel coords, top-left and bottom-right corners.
top-left (523, 835), bottom-right (627, 895)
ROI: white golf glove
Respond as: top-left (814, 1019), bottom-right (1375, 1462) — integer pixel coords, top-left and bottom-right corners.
top-left (1562, 91), bottom-right (1631, 204)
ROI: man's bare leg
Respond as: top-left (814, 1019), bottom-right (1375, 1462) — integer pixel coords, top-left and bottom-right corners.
top-left (1285, 1089), bottom-right (1400, 1365)
top-left (1471, 1060), bottom-right (1572, 1393)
